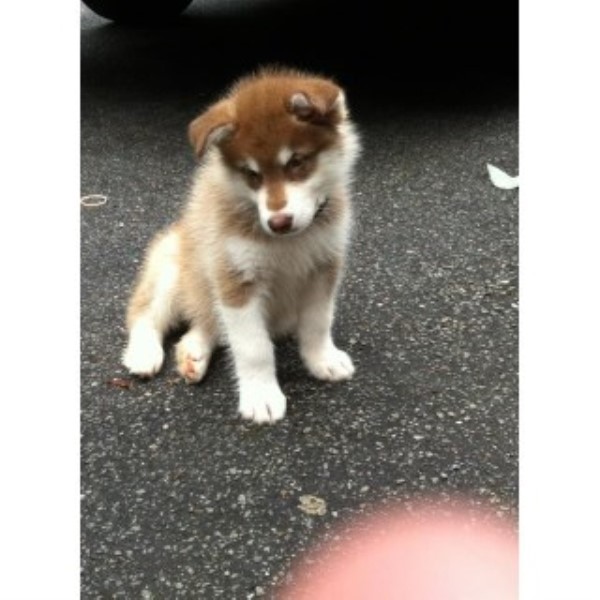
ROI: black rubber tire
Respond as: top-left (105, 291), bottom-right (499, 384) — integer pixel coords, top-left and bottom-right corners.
top-left (82, 0), bottom-right (194, 23)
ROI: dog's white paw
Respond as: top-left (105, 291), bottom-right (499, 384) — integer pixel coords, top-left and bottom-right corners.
top-left (304, 346), bottom-right (355, 381)
top-left (122, 337), bottom-right (164, 377)
top-left (176, 353), bottom-right (209, 384)
top-left (238, 381), bottom-right (287, 424)
top-left (175, 331), bottom-right (211, 384)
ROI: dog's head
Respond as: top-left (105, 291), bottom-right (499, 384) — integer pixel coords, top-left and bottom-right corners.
top-left (188, 68), bottom-right (360, 236)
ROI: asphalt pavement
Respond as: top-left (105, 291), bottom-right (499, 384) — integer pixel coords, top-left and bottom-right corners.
top-left (81, 1), bottom-right (518, 597)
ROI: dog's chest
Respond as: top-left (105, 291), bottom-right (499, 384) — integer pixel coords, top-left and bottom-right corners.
top-left (225, 230), bottom-right (343, 284)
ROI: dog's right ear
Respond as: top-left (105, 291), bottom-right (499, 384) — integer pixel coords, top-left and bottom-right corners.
top-left (188, 99), bottom-right (236, 159)
top-left (287, 79), bottom-right (347, 127)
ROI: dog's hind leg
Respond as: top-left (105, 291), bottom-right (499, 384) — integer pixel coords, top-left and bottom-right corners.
top-left (122, 227), bottom-right (181, 377)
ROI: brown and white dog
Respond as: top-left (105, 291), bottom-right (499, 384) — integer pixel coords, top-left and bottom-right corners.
top-left (122, 68), bottom-right (361, 423)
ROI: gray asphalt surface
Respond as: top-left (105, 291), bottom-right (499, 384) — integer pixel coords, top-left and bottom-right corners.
top-left (81, 1), bottom-right (518, 597)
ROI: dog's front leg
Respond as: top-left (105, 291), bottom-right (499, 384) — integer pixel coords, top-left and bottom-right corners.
top-left (218, 289), bottom-right (286, 424)
top-left (298, 264), bottom-right (355, 381)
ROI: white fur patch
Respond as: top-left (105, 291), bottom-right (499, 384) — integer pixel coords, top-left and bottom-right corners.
top-left (238, 380), bottom-right (287, 423)
top-left (303, 344), bottom-right (355, 381)
top-left (277, 146), bottom-right (293, 166)
top-left (333, 91), bottom-right (348, 119)
top-left (226, 224), bottom-right (345, 286)
top-left (219, 297), bottom-right (287, 424)
top-left (225, 236), bottom-right (261, 279)
top-left (297, 274), bottom-right (355, 381)
top-left (336, 120), bottom-right (361, 180)
top-left (122, 316), bottom-right (165, 376)
top-left (281, 180), bottom-right (320, 232)
top-left (245, 157), bottom-right (260, 173)
top-left (254, 177), bottom-right (322, 236)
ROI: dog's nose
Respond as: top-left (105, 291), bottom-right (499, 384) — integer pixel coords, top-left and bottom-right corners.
top-left (268, 213), bottom-right (293, 234)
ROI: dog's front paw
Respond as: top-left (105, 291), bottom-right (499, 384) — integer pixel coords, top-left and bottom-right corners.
top-left (122, 337), bottom-right (164, 378)
top-left (238, 381), bottom-right (287, 424)
top-left (304, 346), bottom-right (355, 381)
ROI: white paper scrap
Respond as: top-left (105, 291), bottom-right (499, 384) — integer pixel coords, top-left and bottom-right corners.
top-left (487, 164), bottom-right (519, 190)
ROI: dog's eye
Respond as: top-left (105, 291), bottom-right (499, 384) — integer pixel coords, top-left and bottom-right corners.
top-left (286, 154), bottom-right (306, 170)
top-left (285, 153), bottom-right (314, 181)
top-left (240, 166), bottom-right (263, 187)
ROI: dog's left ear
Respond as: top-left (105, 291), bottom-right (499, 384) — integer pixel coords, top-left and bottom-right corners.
top-left (287, 79), bottom-right (347, 126)
top-left (188, 99), bottom-right (236, 159)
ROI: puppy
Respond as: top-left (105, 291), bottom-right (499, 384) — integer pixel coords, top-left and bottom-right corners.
top-left (122, 67), bottom-right (361, 423)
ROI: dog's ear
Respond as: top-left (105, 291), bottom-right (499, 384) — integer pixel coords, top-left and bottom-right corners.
top-left (188, 99), bottom-right (236, 159)
top-left (286, 79), bottom-right (347, 126)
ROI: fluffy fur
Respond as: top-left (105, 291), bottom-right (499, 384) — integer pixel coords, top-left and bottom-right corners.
top-left (122, 68), bottom-right (361, 423)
